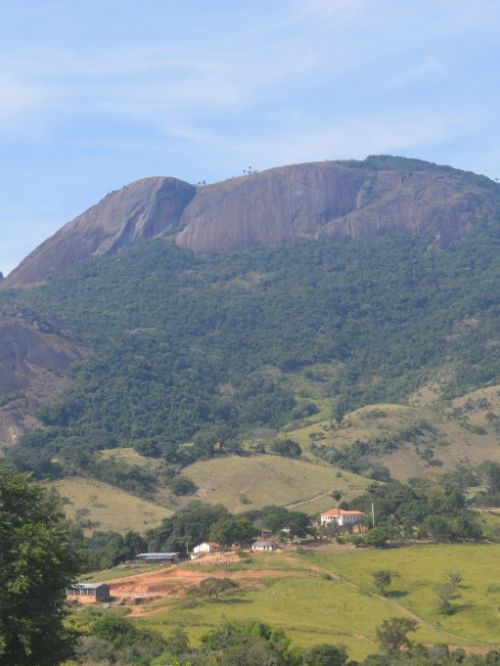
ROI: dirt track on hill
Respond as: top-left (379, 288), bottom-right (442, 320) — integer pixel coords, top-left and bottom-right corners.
top-left (105, 557), bottom-right (297, 615)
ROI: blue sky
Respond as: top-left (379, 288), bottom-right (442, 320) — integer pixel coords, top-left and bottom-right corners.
top-left (1, 0), bottom-right (500, 275)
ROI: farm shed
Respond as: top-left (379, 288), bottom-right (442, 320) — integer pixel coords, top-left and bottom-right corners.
top-left (66, 583), bottom-right (110, 604)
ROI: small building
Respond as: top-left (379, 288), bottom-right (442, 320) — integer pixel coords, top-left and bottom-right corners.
top-left (66, 583), bottom-right (110, 604)
top-left (193, 541), bottom-right (221, 555)
top-left (136, 552), bottom-right (180, 564)
top-left (252, 539), bottom-right (278, 552)
top-left (320, 508), bottom-right (365, 526)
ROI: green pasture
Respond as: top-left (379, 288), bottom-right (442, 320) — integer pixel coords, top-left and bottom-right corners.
top-left (303, 543), bottom-right (500, 647)
top-left (133, 545), bottom-right (500, 659)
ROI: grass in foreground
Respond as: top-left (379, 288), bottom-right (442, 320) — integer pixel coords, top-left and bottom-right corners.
top-left (131, 544), bottom-right (500, 659)
top-left (302, 543), bottom-right (500, 647)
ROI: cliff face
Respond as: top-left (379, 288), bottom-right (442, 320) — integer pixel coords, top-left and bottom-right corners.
top-left (177, 161), bottom-right (499, 252)
top-left (5, 177), bottom-right (195, 288)
top-left (4, 157), bottom-right (500, 288)
top-left (0, 307), bottom-right (84, 446)
top-left (176, 162), bottom-right (367, 252)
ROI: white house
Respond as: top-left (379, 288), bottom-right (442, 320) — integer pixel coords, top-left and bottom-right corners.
top-left (193, 541), bottom-right (221, 555)
top-left (320, 508), bottom-right (365, 526)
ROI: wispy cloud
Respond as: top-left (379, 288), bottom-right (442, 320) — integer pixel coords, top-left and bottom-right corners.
top-left (0, 0), bottom-right (499, 270)
top-left (0, 74), bottom-right (52, 120)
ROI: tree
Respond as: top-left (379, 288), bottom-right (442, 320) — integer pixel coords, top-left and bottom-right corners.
top-left (479, 461), bottom-right (500, 495)
top-left (331, 490), bottom-right (343, 503)
top-left (271, 438), bottom-right (302, 457)
top-left (376, 617), bottom-right (418, 654)
top-left (0, 465), bottom-right (80, 665)
top-left (197, 577), bottom-right (239, 600)
top-left (169, 476), bottom-right (197, 496)
top-left (209, 516), bottom-right (256, 547)
top-left (435, 584), bottom-right (460, 615)
top-left (286, 511), bottom-right (313, 538)
top-left (364, 527), bottom-right (388, 548)
top-left (446, 570), bottom-right (463, 587)
top-left (373, 570), bottom-right (394, 596)
top-left (301, 643), bottom-right (348, 665)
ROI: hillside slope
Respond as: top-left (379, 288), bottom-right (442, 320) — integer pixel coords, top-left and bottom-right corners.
top-left (0, 305), bottom-right (84, 444)
top-left (3, 222), bottom-right (499, 485)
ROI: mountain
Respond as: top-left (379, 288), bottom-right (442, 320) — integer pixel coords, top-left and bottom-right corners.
top-left (4, 156), bottom-right (500, 288)
top-left (2, 155), bottom-right (500, 521)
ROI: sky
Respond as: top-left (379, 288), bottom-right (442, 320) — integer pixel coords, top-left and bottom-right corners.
top-left (1, 0), bottom-right (500, 275)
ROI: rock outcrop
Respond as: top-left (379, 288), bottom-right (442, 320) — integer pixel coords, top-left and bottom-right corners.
top-left (0, 306), bottom-right (84, 446)
top-left (176, 160), bottom-right (499, 252)
top-left (5, 156), bottom-right (499, 288)
top-left (5, 177), bottom-right (195, 288)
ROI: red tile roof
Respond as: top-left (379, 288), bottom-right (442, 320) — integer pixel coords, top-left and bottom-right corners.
top-left (321, 508), bottom-right (365, 517)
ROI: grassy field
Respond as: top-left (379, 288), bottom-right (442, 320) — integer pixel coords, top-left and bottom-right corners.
top-left (183, 454), bottom-right (369, 514)
top-left (303, 543), bottom-right (500, 647)
top-left (49, 477), bottom-right (172, 534)
top-left (131, 544), bottom-right (500, 659)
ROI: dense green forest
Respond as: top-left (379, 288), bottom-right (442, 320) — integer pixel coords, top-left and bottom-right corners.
top-left (4, 221), bottom-right (500, 478)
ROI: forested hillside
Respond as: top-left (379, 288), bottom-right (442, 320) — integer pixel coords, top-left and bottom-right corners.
top-left (3, 218), bottom-right (500, 481)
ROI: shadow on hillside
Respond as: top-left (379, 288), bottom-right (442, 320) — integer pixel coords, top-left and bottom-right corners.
top-left (385, 590), bottom-right (408, 599)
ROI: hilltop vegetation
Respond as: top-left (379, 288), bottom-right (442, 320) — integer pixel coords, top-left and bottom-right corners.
top-left (2, 220), bottom-right (500, 488)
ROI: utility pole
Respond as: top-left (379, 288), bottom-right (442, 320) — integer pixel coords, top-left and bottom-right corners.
top-left (371, 501), bottom-right (375, 528)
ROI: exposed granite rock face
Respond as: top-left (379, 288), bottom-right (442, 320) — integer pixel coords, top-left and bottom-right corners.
top-left (0, 306), bottom-right (84, 446)
top-left (4, 157), bottom-right (500, 288)
top-left (318, 169), bottom-right (496, 248)
top-left (177, 161), bottom-right (499, 252)
top-left (176, 162), bottom-right (367, 252)
top-left (5, 177), bottom-right (195, 288)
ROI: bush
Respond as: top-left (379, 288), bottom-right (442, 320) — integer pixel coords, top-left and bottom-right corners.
top-left (271, 438), bottom-right (302, 457)
top-left (364, 527), bottom-right (389, 548)
top-left (169, 476), bottom-right (197, 496)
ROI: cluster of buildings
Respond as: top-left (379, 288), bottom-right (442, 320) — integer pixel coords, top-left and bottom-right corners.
top-left (67, 506), bottom-right (366, 604)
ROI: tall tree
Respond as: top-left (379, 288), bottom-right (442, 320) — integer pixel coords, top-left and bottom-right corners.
top-left (0, 465), bottom-right (80, 665)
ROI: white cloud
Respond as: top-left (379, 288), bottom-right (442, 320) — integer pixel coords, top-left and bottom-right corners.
top-left (0, 74), bottom-right (51, 120)
top-left (222, 111), bottom-right (479, 170)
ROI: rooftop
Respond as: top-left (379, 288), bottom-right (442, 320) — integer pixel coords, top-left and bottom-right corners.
top-left (68, 583), bottom-right (107, 590)
top-left (321, 508), bottom-right (365, 517)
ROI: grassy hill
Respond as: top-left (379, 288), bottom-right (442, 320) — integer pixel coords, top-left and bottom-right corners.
top-left (280, 383), bottom-right (500, 482)
top-left (113, 543), bottom-right (500, 659)
top-left (49, 477), bottom-right (172, 534)
top-left (182, 454), bottom-right (368, 513)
